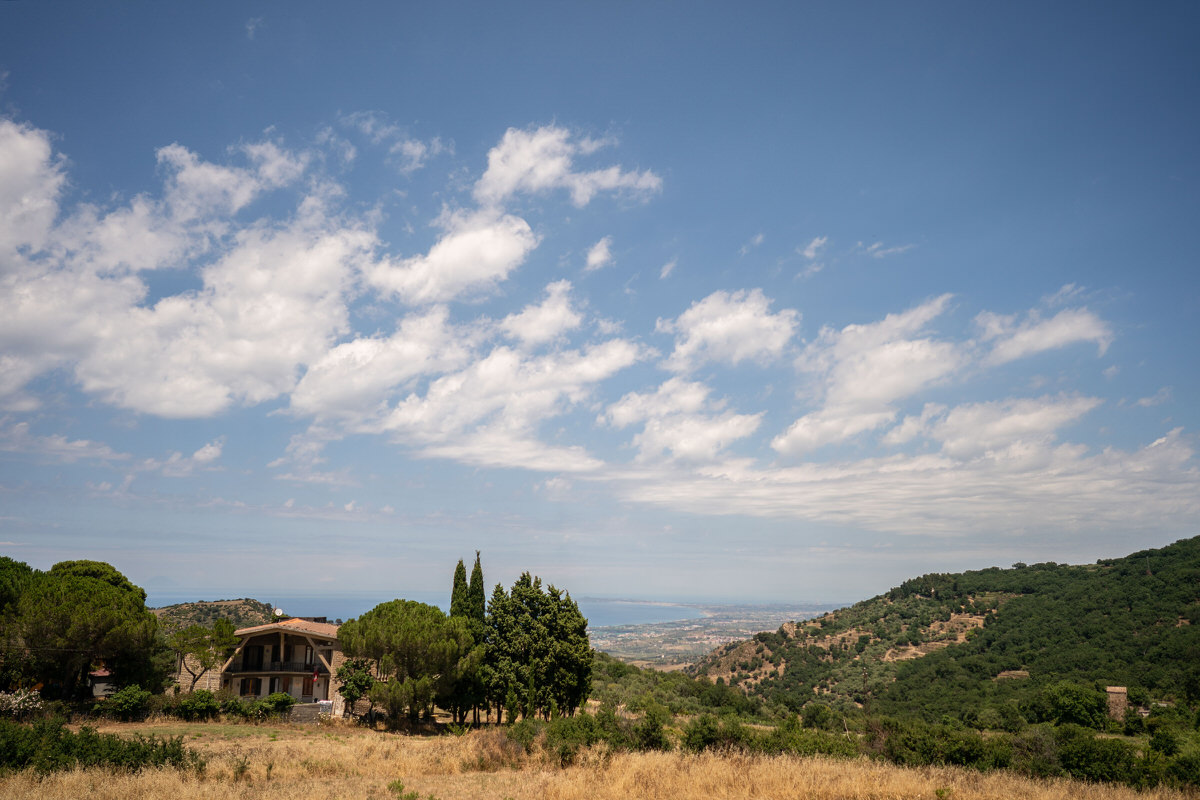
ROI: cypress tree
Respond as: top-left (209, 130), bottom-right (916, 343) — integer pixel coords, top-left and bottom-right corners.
top-left (468, 551), bottom-right (485, 622)
top-left (450, 559), bottom-right (469, 618)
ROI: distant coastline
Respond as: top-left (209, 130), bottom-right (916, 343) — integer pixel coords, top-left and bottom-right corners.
top-left (146, 593), bottom-right (712, 629)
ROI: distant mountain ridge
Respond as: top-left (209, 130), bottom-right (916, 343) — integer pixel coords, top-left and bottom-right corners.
top-left (151, 598), bottom-right (274, 632)
top-left (691, 536), bottom-right (1200, 721)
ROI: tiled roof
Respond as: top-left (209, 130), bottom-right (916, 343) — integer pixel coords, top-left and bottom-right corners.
top-left (235, 617), bottom-right (340, 640)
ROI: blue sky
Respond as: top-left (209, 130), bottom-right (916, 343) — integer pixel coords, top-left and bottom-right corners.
top-left (1, 2), bottom-right (1197, 609)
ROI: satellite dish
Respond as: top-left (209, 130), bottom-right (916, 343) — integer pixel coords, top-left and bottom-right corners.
top-left (274, 608), bottom-right (285, 617)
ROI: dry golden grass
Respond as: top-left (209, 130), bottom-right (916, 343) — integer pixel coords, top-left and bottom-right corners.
top-left (2, 720), bottom-right (1195, 800)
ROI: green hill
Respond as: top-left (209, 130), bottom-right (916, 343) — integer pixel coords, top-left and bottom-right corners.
top-left (691, 536), bottom-right (1200, 724)
top-left (151, 598), bottom-right (274, 633)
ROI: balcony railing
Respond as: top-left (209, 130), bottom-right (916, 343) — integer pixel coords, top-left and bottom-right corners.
top-left (228, 660), bottom-right (329, 674)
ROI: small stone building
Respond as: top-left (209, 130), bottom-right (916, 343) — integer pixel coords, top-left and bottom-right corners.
top-left (1106, 686), bottom-right (1128, 720)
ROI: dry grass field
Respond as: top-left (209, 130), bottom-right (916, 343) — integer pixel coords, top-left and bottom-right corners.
top-left (2, 720), bottom-right (1195, 800)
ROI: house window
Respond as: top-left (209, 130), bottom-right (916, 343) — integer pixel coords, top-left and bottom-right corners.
top-left (269, 677), bottom-right (281, 694)
top-left (304, 646), bottom-right (313, 666)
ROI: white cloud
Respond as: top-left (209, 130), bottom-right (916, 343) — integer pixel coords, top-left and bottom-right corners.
top-left (604, 377), bottom-right (711, 428)
top-left (773, 295), bottom-right (963, 454)
top-left (927, 395), bottom-right (1102, 458)
top-left (0, 119), bottom-right (66, 254)
top-left (614, 429), bottom-right (1200, 536)
top-left (140, 436), bottom-right (226, 477)
top-left (740, 232), bottom-right (765, 255)
top-left (978, 307), bottom-right (1112, 365)
top-left (291, 306), bottom-right (473, 423)
top-left (500, 280), bottom-right (583, 348)
top-left (191, 437), bottom-right (225, 464)
top-left (1136, 387), bottom-right (1172, 408)
top-left (657, 289), bottom-right (799, 373)
top-left (659, 258), bottom-right (677, 279)
top-left (800, 236), bottom-right (827, 260)
top-left (71, 219), bottom-right (372, 417)
top-left (584, 236), bottom-right (613, 272)
top-left (338, 111), bottom-right (448, 174)
top-left (389, 137), bottom-right (448, 175)
top-left (366, 209), bottom-right (538, 304)
top-left (604, 378), bottom-right (761, 463)
top-left (861, 241), bottom-right (915, 259)
top-left (473, 125), bottom-right (661, 208)
top-left (245, 16), bottom-right (264, 39)
top-left (382, 338), bottom-right (644, 470)
top-left (0, 420), bottom-right (129, 463)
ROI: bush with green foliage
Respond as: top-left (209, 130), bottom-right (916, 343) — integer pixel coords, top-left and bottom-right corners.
top-left (176, 690), bottom-right (221, 721)
top-left (100, 684), bottom-right (152, 721)
top-left (253, 692), bottom-right (297, 718)
top-left (0, 717), bottom-right (204, 774)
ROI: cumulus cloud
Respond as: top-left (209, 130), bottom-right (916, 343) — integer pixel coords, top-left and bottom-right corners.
top-left (365, 209), bottom-right (538, 304)
top-left (0, 119), bottom-right (66, 254)
top-left (291, 306), bottom-right (473, 423)
top-left (773, 295), bottom-right (963, 454)
top-left (603, 377), bottom-right (761, 463)
top-left (657, 289), bottom-right (799, 373)
top-left (500, 280), bottom-right (583, 348)
top-left (923, 395), bottom-right (1103, 458)
top-left (978, 307), bottom-right (1112, 365)
top-left (473, 125), bottom-right (661, 208)
top-left (140, 436), bottom-right (226, 477)
top-left (584, 236), bottom-right (613, 272)
top-left (381, 338), bottom-right (644, 471)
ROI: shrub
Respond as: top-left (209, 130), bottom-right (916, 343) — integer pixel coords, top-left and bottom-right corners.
top-left (759, 717), bottom-right (859, 759)
top-left (0, 689), bottom-right (43, 720)
top-left (177, 690), bottom-right (221, 721)
top-left (0, 717), bottom-right (204, 774)
top-left (101, 685), bottom-right (152, 721)
top-left (802, 703), bottom-right (833, 730)
top-left (507, 717), bottom-right (543, 752)
top-left (545, 711), bottom-right (604, 766)
top-left (252, 692), bottom-right (298, 719)
top-left (1054, 724), bottom-right (1136, 784)
top-left (682, 714), bottom-right (752, 753)
top-left (633, 703), bottom-right (672, 751)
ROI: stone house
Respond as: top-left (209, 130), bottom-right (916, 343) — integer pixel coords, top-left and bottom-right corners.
top-left (175, 617), bottom-right (347, 715)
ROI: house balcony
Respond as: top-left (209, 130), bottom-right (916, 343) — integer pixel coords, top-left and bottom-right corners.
top-left (227, 660), bottom-right (330, 675)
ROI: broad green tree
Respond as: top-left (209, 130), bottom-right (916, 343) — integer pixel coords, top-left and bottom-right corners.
top-left (12, 560), bottom-right (167, 697)
top-left (339, 599), bottom-right (473, 723)
top-left (484, 572), bottom-right (591, 720)
top-left (170, 618), bottom-right (238, 691)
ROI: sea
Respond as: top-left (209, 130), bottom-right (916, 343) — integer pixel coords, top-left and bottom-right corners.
top-left (146, 591), bottom-right (705, 629)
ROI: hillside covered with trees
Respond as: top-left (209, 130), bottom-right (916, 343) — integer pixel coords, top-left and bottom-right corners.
top-left (692, 535), bottom-right (1200, 726)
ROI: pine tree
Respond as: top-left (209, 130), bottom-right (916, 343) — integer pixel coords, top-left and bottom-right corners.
top-left (450, 559), bottom-right (469, 618)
